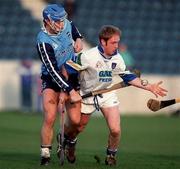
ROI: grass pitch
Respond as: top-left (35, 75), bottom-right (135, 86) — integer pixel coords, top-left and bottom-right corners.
top-left (0, 111), bottom-right (180, 169)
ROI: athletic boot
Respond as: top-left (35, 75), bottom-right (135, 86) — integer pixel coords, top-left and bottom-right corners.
top-left (40, 157), bottom-right (50, 166)
top-left (40, 146), bottom-right (51, 166)
top-left (65, 138), bottom-right (77, 163)
top-left (105, 154), bottom-right (116, 166)
top-left (105, 148), bottom-right (117, 166)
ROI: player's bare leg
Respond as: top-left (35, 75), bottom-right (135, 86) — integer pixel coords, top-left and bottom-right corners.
top-left (63, 113), bottom-right (91, 163)
top-left (65, 101), bottom-right (81, 132)
top-left (40, 89), bottom-right (59, 165)
top-left (57, 100), bottom-right (82, 163)
top-left (101, 106), bottom-right (121, 166)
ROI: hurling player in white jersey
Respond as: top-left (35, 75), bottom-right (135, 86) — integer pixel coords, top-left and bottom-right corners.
top-left (64, 25), bottom-right (168, 166)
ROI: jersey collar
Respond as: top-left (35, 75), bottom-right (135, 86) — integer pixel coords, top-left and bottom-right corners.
top-left (97, 44), bottom-right (118, 60)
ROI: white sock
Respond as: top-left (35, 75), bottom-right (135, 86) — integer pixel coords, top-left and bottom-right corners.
top-left (41, 147), bottom-right (50, 158)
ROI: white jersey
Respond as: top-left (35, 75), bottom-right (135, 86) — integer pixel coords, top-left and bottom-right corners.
top-left (79, 46), bottom-right (128, 95)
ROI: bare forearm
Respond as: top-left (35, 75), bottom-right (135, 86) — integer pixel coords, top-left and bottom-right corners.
top-left (128, 78), bottom-right (167, 97)
top-left (128, 77), bottom-right (150, 91)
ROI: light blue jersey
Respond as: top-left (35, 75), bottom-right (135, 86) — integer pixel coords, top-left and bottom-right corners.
top-left (36, 19), bottom-right (80, 92)
top-left (37, 19), bottom-right (74, 74)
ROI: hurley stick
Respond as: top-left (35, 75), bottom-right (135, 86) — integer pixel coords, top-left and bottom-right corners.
top-left (147, 98), bottom-right (180, 112)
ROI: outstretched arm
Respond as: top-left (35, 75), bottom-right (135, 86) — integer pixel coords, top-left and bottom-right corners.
top-left (128, 78), bottom-right (168, 97)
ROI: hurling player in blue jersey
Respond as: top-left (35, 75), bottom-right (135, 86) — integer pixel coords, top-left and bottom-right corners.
top-left (36, 4), bottom-right (83, 165)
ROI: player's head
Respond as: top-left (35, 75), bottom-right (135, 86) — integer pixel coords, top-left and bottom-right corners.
top-left (99, 25), bottom-right (121, 56)
top-left (43, 4), bottom-right (67, 34)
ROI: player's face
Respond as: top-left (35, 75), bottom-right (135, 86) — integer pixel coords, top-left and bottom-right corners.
top-left (46, 19), bottom-right (65, 34)
top-left (103, 34), bottom-right (120, 56)
top-left (53, 20), bottom-right (65, 33)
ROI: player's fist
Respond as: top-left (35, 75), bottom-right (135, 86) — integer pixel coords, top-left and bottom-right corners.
top-left (74, 38), bottom-right (83, 53)
top-left (69, 89), bottom-right (82, 103)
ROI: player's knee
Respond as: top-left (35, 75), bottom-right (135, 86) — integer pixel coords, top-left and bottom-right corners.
top-left (110, 128), bottom-right (120, 137)
top-left (70, 117), bottom-right (81, 127)
top-left (77, 115), bottom-right (89, 132)
top-left (44, 114), bottom-right (56, 127)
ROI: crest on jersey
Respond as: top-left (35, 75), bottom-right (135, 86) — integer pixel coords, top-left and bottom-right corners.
top-left (52, 42), bottom-right (58, 49)
top-left (111, 62), bottom-right (117, 69)
top-left (96, 61), bottom-right (103, 68)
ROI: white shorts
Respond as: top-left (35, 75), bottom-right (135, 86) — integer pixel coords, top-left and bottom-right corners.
top-left (81, 91), bottom-right (119, 114)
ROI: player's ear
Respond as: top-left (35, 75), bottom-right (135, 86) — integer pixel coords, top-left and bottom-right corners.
top-left (101, 39), bottom-right (106, 46)
top-left (43, 19), bottom-right (49, 26)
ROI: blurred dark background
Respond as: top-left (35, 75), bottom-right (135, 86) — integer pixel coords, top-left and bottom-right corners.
top-left (0, 0), bottom-right (180, 74)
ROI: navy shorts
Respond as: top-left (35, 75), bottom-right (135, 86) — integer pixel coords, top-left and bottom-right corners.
top-left (41, 74), bottom-right (79, 92)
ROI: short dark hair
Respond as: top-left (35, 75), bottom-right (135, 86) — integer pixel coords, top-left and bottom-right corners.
top-left (99, 25), bottom-right (121, 42)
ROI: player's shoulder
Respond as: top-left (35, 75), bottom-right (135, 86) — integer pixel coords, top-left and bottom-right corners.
top-left (36, 30), bottom-right (50, 44)
top-left (83, 47), bottom-right (98, 57)
top-left (110, 52), bottom-right (126, 69)
top-left (112, 52), bottom-right (124, 61)
top-left (37, 30), bottom-right (45, 41)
